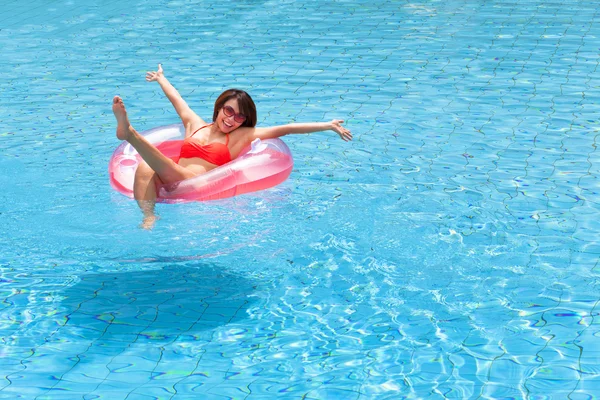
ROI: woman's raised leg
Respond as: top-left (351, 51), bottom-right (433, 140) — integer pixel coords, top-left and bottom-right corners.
top-left (112, 96), bottom-right (194, 229)
top-left (112, 96), bottom-right (196, 184)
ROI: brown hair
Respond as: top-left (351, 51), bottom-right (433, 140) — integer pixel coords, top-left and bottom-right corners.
top-left (213, 89), bottom-right (257, 128)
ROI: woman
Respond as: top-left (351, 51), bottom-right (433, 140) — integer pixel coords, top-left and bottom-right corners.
top-left (113, 64), bottom-right (353, 229)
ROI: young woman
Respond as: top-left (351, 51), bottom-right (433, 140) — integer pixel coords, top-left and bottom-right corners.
top-left (112, 64), bottom-right (352, 229)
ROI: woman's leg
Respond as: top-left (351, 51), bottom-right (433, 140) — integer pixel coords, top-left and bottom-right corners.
top-left (112, 96), bottom-right (196, 184)
top-left (134, 161), bottom-right (162, 229)
top-left (112, 96), bottom-right (193, 229)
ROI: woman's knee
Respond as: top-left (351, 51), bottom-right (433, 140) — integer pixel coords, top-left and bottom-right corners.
top-left (134, 164), bottom-right (160, 200)
top-left (135, 161), bottom-right (154, 179)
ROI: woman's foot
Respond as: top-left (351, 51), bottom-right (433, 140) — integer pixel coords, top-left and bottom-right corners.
top-left (141, 215), bottom-right (158, 230)
top-left (112, 96), bottom-right (134, 141)
top-left (137, 199), bottom-right (158, 230)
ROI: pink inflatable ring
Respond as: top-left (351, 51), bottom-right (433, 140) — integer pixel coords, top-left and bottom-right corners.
top-left (109, 124), bottom-right (294, 203)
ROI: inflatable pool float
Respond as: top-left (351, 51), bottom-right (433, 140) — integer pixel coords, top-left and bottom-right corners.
top-left (109, 124), bottom-right (293, 203)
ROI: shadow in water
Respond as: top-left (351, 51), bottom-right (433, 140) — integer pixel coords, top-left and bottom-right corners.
top-left (58, 263), bottom-right (258, 342)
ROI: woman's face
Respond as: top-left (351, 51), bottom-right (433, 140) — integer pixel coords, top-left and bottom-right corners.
top-left (216, 99), bottom-right (246, 133)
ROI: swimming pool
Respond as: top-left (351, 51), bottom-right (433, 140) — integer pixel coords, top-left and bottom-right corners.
top-left (1, 0), bottom-right (599, 398)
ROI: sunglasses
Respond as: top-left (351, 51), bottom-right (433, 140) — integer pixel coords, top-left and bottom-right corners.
top-left (222, 105), bottom-right (247, 123)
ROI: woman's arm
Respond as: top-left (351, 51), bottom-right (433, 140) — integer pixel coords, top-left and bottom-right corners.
top-left (251, 120), bottom-right (353, 142)
top-left (146, 64), bottom-right (206, 130)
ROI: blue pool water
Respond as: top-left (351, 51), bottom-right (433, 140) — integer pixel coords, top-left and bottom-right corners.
top-left (2, 0), bottom-right (600, 398)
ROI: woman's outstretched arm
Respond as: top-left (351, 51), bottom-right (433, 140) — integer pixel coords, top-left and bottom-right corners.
top-left (250, 120), bottom-right (353, 142)
top-left (146, 64), bottom-right (205, 131)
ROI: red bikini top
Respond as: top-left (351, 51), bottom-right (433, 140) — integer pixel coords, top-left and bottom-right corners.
top-left (179, 124), bottom-right (232, 166)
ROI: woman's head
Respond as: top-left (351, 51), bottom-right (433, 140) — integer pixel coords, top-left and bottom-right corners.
top-left (213, 89), bottom-right (257, 132)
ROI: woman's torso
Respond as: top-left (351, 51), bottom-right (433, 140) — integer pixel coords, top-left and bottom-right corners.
top-left (178, 124), bottom-right (232, 174)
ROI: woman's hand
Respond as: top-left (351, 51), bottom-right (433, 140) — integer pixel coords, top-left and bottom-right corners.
top-left (146, 64), bottom-right (164, 82)
top-left (331, 120), bottom-right (353, 141)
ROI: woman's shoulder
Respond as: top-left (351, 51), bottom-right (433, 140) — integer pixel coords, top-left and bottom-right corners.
top-left (185, 119), bottom-right (211, 138)
top-left (229, 126), bottom-right (257, 148)
top-left (234, 126), bottom-right (258, 139)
